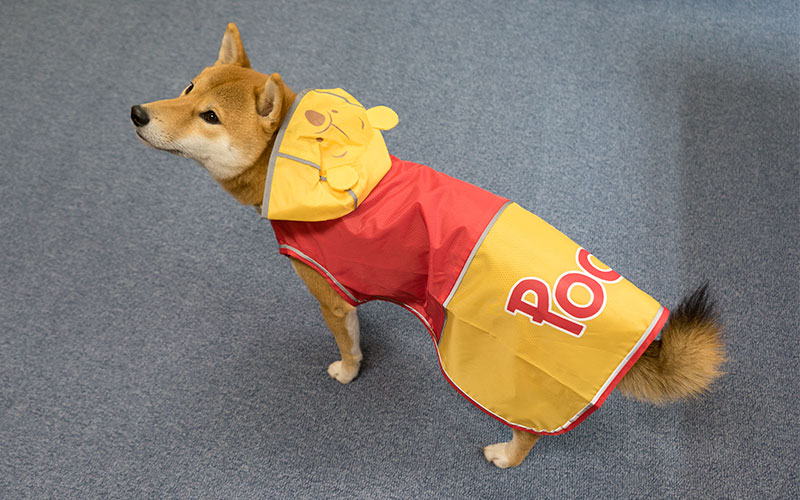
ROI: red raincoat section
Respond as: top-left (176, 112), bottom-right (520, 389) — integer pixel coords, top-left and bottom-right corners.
top-left (271, 156), bottom-right (508, 339)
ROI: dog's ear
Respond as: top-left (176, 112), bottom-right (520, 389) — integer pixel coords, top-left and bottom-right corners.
top-left (257, 73), bottom-right (284, 132)
top-left (216, 23), bottom-right (251, 68)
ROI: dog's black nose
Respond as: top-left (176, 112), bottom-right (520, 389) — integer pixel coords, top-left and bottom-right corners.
top-left (130, 105), bottom-right (150, 127)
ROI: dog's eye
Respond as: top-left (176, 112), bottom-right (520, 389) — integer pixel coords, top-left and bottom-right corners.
top-left (200, 110), bottom-right (220, 124)
top-left (184, 82), bottom-right (194, 95)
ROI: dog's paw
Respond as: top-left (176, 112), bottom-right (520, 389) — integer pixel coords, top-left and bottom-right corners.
top-left (483, 442), bottom-right (514, 469)
top-left (327, 360), bottom-right (359, 384)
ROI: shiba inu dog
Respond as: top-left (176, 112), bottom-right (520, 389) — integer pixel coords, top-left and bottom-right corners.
top-left (131, 23), bottom-right (726, 468)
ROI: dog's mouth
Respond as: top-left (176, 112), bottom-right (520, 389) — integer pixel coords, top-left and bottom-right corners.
top-left (162, 148), bottom-right (186, 157)
top-left (135, 130), bottom-right (186, 157)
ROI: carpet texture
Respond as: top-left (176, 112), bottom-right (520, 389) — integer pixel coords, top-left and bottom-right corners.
top-left (1, 0), bottom-right (798, 498)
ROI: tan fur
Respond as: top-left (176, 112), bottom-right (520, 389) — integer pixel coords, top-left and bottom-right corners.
top-left (617, 314), bottom-right (726, 404)
top-left (217, 23), bottom-right (252, 68)
top-left (135, 23), bottom-right (296, 205)
top-left (483, 429), bottom-right (541, 469)
top-left (133, 23), bottom-right (727, 469)
top-left (290, 259), bottom-right (362, 383)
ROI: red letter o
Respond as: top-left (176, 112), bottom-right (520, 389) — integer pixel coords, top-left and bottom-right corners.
top-left (554, 272), bottom-right (605, 320)
top-left (577, 248), bottom-right (621, 283)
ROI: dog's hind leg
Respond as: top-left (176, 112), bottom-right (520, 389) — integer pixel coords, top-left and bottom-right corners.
top-left (483, 428), bottom-right (541, 468)
top-left (291, 258), bottom-right (362, 383)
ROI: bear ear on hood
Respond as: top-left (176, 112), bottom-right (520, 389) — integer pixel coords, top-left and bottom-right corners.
top-left (216, 22), bottom-right (251, 68)
top-left (366, 106), bottom-right (399, 131)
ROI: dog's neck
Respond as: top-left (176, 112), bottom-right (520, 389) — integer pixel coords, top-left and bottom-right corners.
top-left (216, 89), bottom-right (298, 208)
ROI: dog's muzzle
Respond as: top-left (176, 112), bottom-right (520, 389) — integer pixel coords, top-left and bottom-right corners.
top-left (130, 105), bottom-right (150, 127)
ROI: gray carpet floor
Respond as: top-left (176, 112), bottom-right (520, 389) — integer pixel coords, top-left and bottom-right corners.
top-left (2, 0), bottom-right (798, 498)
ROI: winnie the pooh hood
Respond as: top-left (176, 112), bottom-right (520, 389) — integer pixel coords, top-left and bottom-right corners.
top-left (260, 88), bottom-right (399, 221)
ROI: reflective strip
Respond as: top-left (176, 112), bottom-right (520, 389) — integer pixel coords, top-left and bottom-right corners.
top-left (279, 244), bottom-right (360, 303)
top-left (277, 153), bottom-right (320, 170)
top-left (261, 88), bottom-right (311, 218)
top-left (346, 189), bottom-right (358, 209)
top-left (547, 306), bottom-right (669, 433)
top-left (440, 305), bottom-right (668, 435)
top-left (588, 306), bottom-right (668, 407)
top-left (262, 88), bottom-right (363, 218)
top-left (442, 200), bottom-right (512, 308)
top-left (281, 245), bottom-right (435, 329)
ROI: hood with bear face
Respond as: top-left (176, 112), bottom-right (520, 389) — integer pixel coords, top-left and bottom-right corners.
top-left (261, 88), bottom-right (399, 221)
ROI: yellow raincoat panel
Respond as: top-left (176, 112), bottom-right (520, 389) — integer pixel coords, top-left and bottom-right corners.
top-left (440, 203), bottom-right (667, 434)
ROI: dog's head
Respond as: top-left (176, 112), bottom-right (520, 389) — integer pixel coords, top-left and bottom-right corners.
top-left (131, 23), bottom-right (293, 182)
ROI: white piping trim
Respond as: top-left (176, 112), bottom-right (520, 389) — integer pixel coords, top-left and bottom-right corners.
top-left (431, 329), bottom-right (536, 427)
top-left (442, 201), bottom-right (512, 308)
top-left (396, 302), bottom-right (435, 335)
top-left (438, 305), bottom-right (668, 434)
top-left (548, 305), bottom-right (668, 433)
top-left (279, 244), bottom-right (360, 304)
top-left (277, 152), bottom-right (320, 170)
top-left (346, 189), bottom-right (358, 209)
top-left (282, 245), bottom-right (434, 331)
top-left (590, 305), bottom-right (667, 407)
top-left (261, 89), bottom-right (311, 218)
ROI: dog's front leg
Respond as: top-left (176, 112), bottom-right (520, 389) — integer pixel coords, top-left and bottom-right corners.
top-left (290, 258), bottom-right (362, 383)
top-left (483, 428), bottom-right (541, 468)
top-left (318, 303), bottom-right (361, 384)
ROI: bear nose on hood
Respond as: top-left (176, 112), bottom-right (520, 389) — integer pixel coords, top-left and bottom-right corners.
top-left (305, 110), bottom-right (325, 126)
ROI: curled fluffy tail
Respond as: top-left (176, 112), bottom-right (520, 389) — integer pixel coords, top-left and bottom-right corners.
top-left (617, 284), bottom-right (726, 404)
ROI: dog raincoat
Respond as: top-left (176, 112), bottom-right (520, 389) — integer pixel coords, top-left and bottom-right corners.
top-left (263, 88), bottom-right (669, 435)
